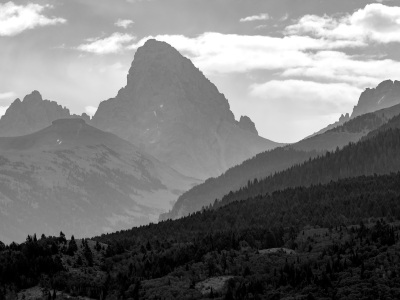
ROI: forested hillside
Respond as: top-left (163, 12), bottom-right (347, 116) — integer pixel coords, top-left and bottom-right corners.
top-left (2, 173), bottom-right (400, 299)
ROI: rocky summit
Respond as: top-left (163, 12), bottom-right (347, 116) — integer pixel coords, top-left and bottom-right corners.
top-left (92, 39), bottom-right (280, 180)
top-left (351, 80), bottom-right (400, 118)
top-left (0, 90), bottom-right (90, 137)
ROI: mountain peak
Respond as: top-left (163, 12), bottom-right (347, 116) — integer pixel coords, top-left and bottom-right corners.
top-left (351, 79), bottom-right (400, 118)
top-left (93, 40), bottom-right (279, 179)
top-left (0, 91), bottom-right (89, 138)
top-left (238, 115), bottom-right (258, 135)
top-left (23, 90), bottom-right (43, 103)
top-left (142, 39), bottom-right (176, 52)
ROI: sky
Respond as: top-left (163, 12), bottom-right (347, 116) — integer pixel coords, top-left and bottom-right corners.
top-left (1, 0), bottom-right (400, 142)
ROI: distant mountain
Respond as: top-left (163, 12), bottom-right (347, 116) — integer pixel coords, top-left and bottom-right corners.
top-left (352, 80), bottom-right (400, 118)
top-left (293, 102), bottom-right (400, 151)
top-left (91, 39), bottom-right (280, 180)
top-left (0, 90), bottom-right (90, 137)
top-left (0, 119), bottom-right (198, 244)
top-left (308, 80), bottom-right (400, 137)
top-left (306, 113), bottom-right (350, 138)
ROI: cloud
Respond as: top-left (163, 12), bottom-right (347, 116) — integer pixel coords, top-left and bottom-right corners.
top-left (124, 4), bottom-right (400, 90)
top-left (250, 80), bottom-right (362, 116)
top-left (0, 106), bottom-right (9, 117)
top-left (77, 32), bottom-right (136, 54)
top-left (128, 32), bottom-right (365, 75)
top-left (280, 13), bottom-right (289, 22)
top-left (280, 51), bottom-right (400, 88)
top-left (240, 13), bottom-right (269, 22)
top-left (85, 106), bottom-right (98, 116)
top-left (0, 2), bottom-right (66, 36)
top-left (286, 3), bottom-right (400, 44)
top-left (255, 24), bottom-right (268, 30)
top-left (0, 91), bottom-right (16, 100)
top-left (115, 19), bottom-right (134, 28)
top-left (245, 80), bottom-right (362, 142)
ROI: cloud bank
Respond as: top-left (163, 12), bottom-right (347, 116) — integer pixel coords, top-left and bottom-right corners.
top-left (286, 3), bottom-right (400, 44)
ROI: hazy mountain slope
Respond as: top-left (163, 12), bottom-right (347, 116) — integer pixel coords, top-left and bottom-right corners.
top-left (215, 121), bottom-right (400, 208)
top-left (0, 119), bottom-right (198, 244)
top-left (307, 79), bottom-right (400, 137)
top-left (0, 91), bottom-right (90, 137)
top-left (306, 113), bottom-right (350, 138)
top-left (293, 101), bottom-right (400, 152)
top-left (365, 113), bottom-right (400, 139)
top-left (161, 102), bottom-right (400, 221)
top-left (160, 147), bottom-right (319, 220)
top-left (91, 39), bottom-right (281, 180)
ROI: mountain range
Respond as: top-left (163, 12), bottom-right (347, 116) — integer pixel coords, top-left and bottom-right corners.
top-left (0, 40), bottom-right (281, 243)
top-left (1, 39), bottom-right (400, 244)
top-left (0, 90), bottom-right (90, 137)
top-left (2, 39), bottom-right (400, 300)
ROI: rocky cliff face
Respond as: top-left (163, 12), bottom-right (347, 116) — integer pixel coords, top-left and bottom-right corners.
top-left (0, 91), bottom-right (90, 137)
top-left (351, 80), bottom-right (400, 118)
top-left (238, 115), bottom-right (258, 135)
top-left (92, 39), bottom-right (280, 180)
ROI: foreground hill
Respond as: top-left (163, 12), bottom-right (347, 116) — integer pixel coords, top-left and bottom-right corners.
top-left (0, 91), bottom-right (89, 137)
top-left (162, 103), bottom-right (400, 220)
top-left (92, 39), bottom-right (280, 180)
top-left (0, 118), bottom-right (197, 244)
top-left (2, 172), bottom-right (400, 299)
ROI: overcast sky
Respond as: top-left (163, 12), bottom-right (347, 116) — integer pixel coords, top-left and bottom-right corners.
top-left (1, 0), bottom-right (400, 142)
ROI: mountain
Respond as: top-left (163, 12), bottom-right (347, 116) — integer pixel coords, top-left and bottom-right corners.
top-left (293, 102), bottom-right (400, 151)
top-left (308, 79), bottom-right (400, 137)
top-left (352, 79), bottom-right (400, 118)
top-left (160, 147), bottom-right (319, 220)
top-left (161, 101), bottom-right (400, 221)
top-left (91, 39), bottom-right (280, 180)
top-left (306, 113), bottom-right (350, 138)
top-left (0, 90), bottom-right (90, 137)
top-left (0, 118), bottom-right (198, 244)
top-left (214, 117), bottom-right (400, 208)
